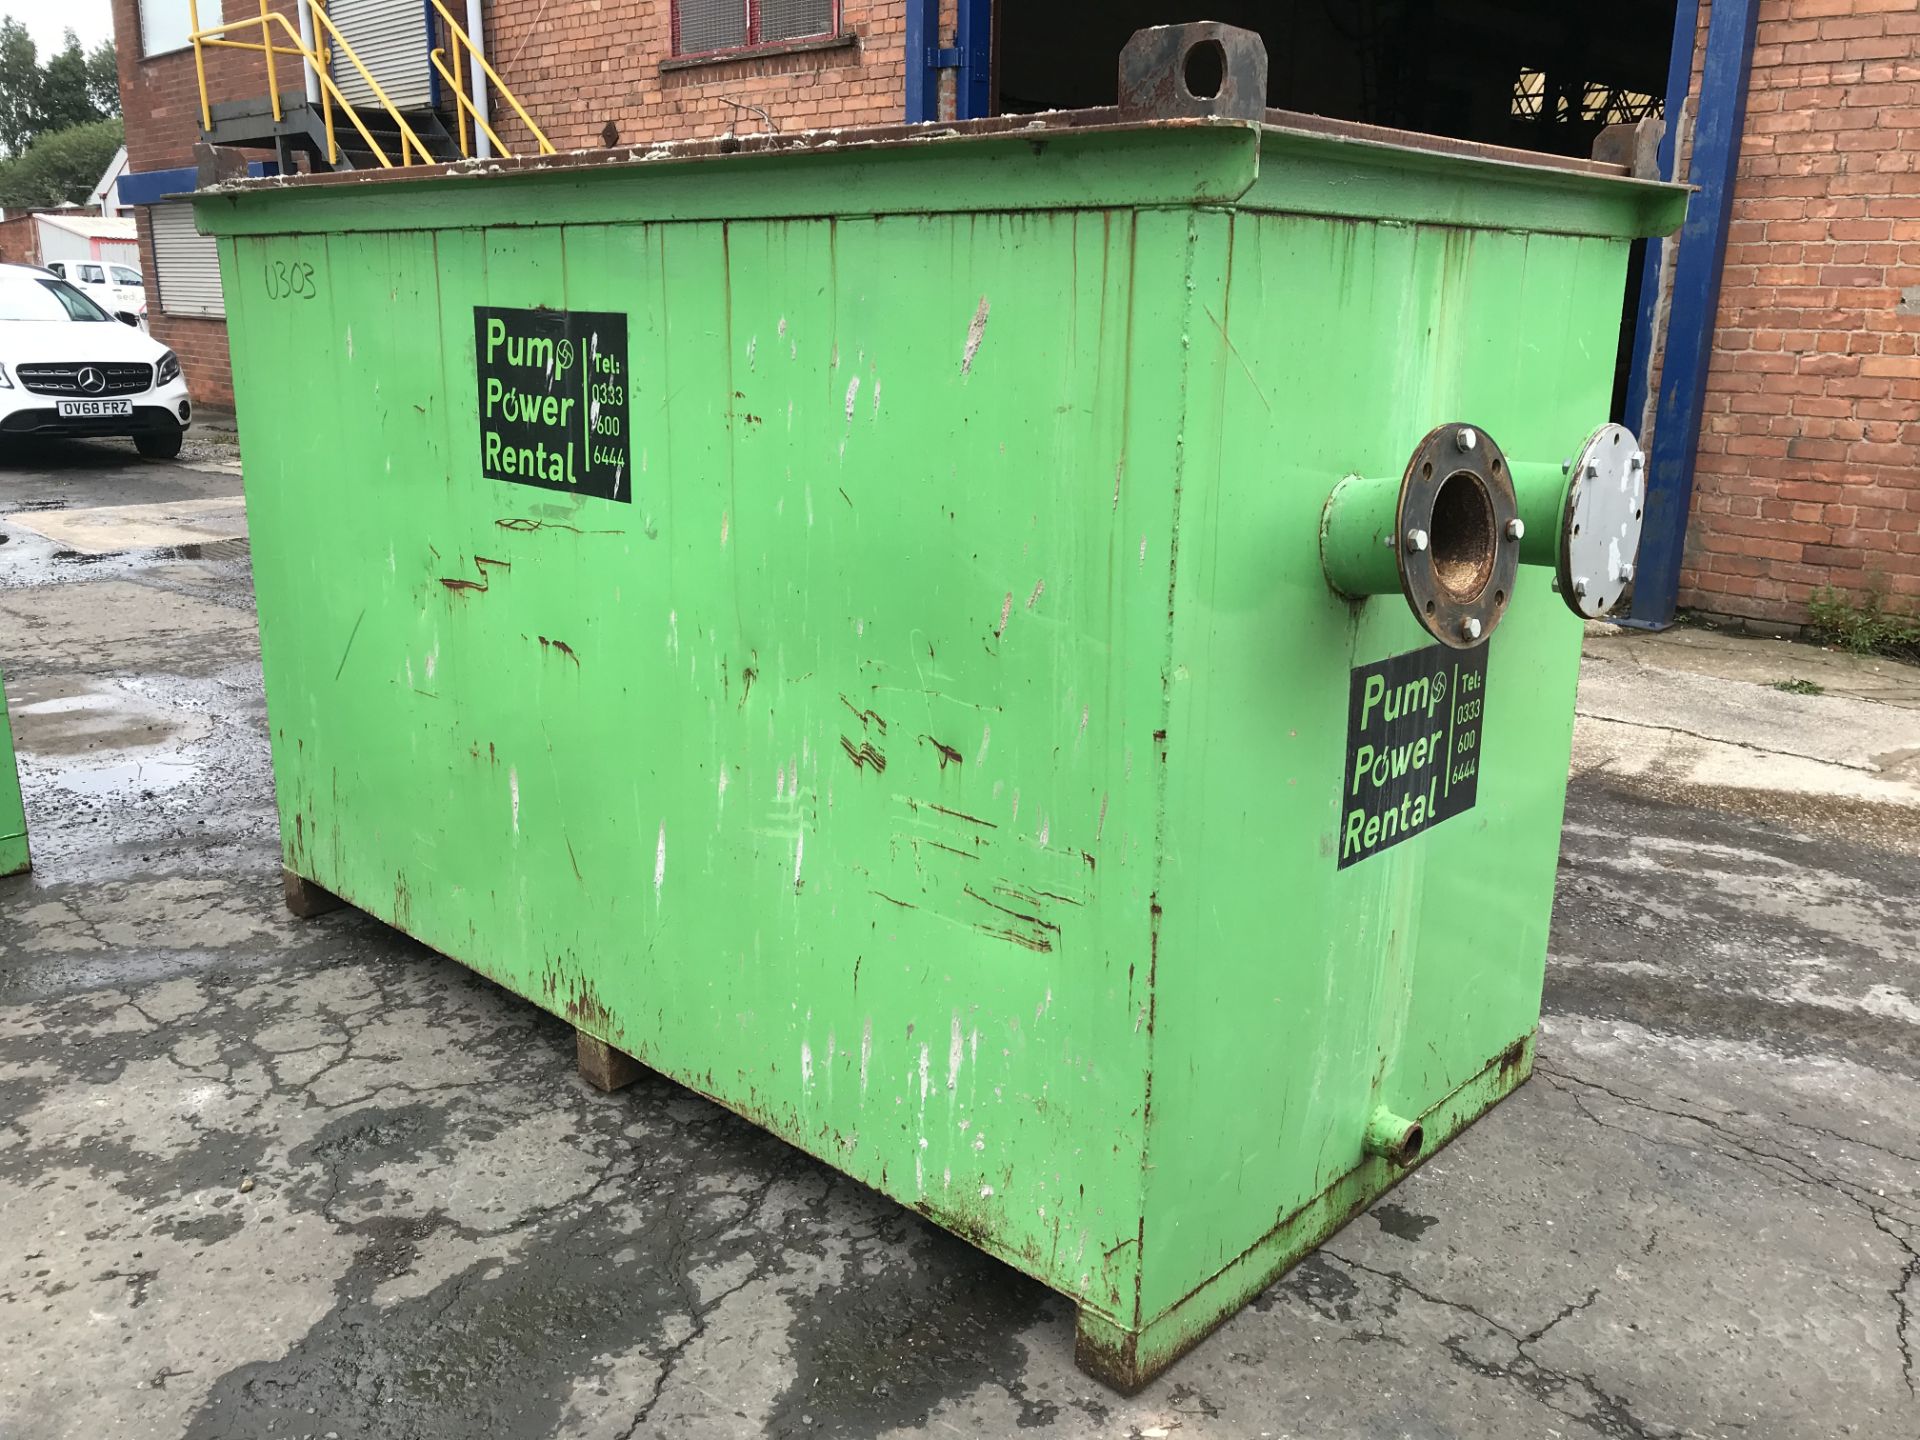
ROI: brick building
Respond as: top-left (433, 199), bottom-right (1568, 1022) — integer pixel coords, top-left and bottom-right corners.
top-left (1674, 0), bottom-right (1920, 625)
top-left (101, 0), bottom-right (1918, 631)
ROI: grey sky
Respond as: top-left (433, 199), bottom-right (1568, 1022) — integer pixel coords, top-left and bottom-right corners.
top-left (1, 0), bottom-right (115, 56)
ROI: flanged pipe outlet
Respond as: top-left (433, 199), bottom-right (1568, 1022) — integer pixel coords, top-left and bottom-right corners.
top-left (1508, 423), bottom-right (1649, 621)
top-left (1363, 1106), bottom-right (1425, 1167)
top-left (1320, 422), bottom-right (1524, 649)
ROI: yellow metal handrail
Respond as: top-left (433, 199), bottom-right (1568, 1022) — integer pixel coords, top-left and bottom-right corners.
top-left (188, 0), bottom-right (553, 169)
top-left (425, 0), bottom-right (555, 157)
top-left (429, 50), bottom-right (506, 159)
top-left (189, 5), bottom-right (403, 167)
top-left (307, 2), bottom-right (431, 164)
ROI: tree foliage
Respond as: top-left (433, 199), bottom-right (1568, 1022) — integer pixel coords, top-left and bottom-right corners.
top-left (0, 21), bottom-right (39, 159)
top-left (0, 22), bottom-right (120, 159)
top-left (0, 117), bottom-right (125, 209)
top-left (86, 42), bottom-right (121, 117)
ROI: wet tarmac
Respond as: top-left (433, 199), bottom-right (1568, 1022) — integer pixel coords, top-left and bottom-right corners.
top-left (0, 435), bottom-right (1916, 1439)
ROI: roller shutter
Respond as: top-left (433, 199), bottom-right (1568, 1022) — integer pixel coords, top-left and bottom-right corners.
top-left (150, 203), bottom-right (225, 319)
top-left (329, 0), bottom-right (435, 112)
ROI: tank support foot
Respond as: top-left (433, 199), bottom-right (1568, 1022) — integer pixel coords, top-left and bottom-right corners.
top-left (282, 869), bottom-right (342, 918)
top-left (577, 1032), bottom-right (645, 1092)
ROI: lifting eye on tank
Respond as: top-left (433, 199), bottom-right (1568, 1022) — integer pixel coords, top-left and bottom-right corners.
top-left (1319, 420), bottom-right (1649, 642)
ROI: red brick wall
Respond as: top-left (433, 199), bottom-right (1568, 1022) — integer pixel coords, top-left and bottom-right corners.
top-left (107, 0), bottom-right (917, 412)
top-left (1681, 0), bottom-right (1920, 624)
top-left (112, 0), bottom-right (305, 171)
top-left (0, 215), bottom-right (38, 266)
top-left (485, 0), bottom-right (908, 153)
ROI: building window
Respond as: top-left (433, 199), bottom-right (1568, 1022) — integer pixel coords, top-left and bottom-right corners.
top-left (1511, 68), bottom-right (1659, 125)
top-left (142, 0), bottom-right (223, 58)
top-left (672, 0), bottom-right (837, 57)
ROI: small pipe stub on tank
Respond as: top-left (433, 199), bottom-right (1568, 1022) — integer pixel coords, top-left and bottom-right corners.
top-left (1319, 422), bottom-right (1523, 650)
top-left (1363, 1106), bottom-right (1425, 1167)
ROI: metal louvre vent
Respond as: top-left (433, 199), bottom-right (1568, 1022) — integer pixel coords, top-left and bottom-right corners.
top-left (760, 0), bottom-right (833, 42)
top-left (329, 0), bottom-right (436, 111)
top-left (150, 203), bottom-right (226, 319)
top-left (677, 0), bottom-right (747, 53)
top-left (16, 363), bottom-right (154, 397)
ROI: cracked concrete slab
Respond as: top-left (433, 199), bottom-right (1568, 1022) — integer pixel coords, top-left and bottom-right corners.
top-left (3, 495), bottom-right (249, 555)
top-left (1, 439), bottom-right (1916, 1439)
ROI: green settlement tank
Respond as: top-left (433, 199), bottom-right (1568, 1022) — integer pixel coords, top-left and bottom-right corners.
top-left (198, 24), bottom-right (1685, 1389)
top-left (0, 662), bottom-right (27, 878)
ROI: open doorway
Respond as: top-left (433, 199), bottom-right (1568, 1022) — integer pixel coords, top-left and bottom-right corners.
top-left (994, 1), bottom-right (1682, 420)
top-left (996, 2), bottom-right (1675, 157)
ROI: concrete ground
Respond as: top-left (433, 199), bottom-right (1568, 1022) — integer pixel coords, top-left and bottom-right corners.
top-left (0, 437), bottom-right (1915, 1440)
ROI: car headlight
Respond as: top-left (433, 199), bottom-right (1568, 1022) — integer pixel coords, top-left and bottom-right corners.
top-left (156, 350), bottom-right (181, 385)
top-left (0, 363), bottom-right (12, 390)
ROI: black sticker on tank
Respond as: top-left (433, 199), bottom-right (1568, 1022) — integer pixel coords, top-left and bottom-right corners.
top-left (475, 307), bottom-right (630, 503)
top-left (1338, 641), bottom-right (1488, 869)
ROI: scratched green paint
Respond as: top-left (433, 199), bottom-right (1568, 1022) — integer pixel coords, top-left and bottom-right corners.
top-left (0, 663), bottom-right (27, 878)
top-left (203, 121), bottom-right (1684, 1387)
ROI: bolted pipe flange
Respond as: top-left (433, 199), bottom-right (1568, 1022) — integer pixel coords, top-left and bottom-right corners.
top-left (1556, 422), bottom-right (1646, 620)
top-left (1394, 422), bottom-right (1521, 650)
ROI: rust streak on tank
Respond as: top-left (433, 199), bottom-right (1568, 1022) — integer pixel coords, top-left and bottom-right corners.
top-left (922, 735), bottom-right (964, 769)
top-left (840, 695), bottom-right (887, 733)
top-left (439, 555), bottom-right (512, 593)
top-left (840, 736), bottom-right (887, 773)
top-left (928, 802), bottom-right (997, 830)
top-left (975, 922), bottom-right (1051, 953)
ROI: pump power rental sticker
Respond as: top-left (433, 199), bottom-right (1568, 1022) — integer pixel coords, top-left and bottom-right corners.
top-left (1337, 641), bottom-right (1488, 869)
top-left (475, 306), bottom-right (631, 503)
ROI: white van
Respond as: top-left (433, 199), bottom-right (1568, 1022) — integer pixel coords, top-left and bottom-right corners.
top-left (43, 261), bottom-right (148, 325)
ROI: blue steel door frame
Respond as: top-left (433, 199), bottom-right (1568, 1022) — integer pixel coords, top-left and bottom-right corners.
top-left (1627, 0), bottom-right (1762, 627)
top-left (906, 0), bottom-right (992, 122)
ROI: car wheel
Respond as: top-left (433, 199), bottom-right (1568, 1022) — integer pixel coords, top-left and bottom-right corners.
top-left (135, 428), bottom-right (184, 461)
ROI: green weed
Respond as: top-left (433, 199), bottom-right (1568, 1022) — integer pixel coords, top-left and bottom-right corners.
top-left (1805, 586), bottom-right (1920, 663)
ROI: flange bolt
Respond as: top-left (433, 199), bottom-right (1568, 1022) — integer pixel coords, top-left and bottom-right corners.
top-left (1456, 427), bottom-right (1478, 453)
top-left (1505, 518), bottom-right (1525, 541)
top-left (1404, 528), bottom-right (1429, 552)
top-left (1461, 617), bottom-right (1482, 642)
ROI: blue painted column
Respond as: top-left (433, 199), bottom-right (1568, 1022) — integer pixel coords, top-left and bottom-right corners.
top-left (904, 0), bottom-right (941, 123)
top-left (905, 0), bottom-right (992, 123)
top-left (1629, 0), bottom-right (1762, 627)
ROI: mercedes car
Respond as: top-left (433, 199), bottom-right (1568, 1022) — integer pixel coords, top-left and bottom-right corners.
top-left (0, 262), bottom-right (191, 459)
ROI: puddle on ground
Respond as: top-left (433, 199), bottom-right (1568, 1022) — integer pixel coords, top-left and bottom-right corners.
top-left (37, 755), bottom-right (203, 798)
top-left (0, 525), bottom-right (248, 588)
top-left (150, 539), bottom-right (249, 563)
top-left (10, 677), bottom-right (209, 760)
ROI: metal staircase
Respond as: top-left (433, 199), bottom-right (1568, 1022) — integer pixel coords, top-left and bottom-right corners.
top-left (205, 91), bottom-right (465, 171)
top-left (189, 0), bottom-right (553, 173)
